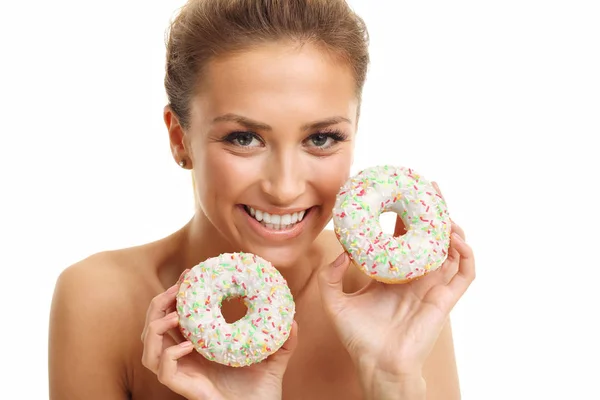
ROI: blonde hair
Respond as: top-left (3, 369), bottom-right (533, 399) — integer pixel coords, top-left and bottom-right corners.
top-left (164, 0), bottom-right (370, 204)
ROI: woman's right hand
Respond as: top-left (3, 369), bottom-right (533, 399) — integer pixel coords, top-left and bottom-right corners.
top-left (141, 273), bottom-right (298, 400)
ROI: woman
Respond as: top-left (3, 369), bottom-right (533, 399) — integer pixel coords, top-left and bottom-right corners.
top-left (48, 0), bottom-right (475, 399)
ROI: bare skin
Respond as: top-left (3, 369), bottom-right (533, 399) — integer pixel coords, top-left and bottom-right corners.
top-left (49, 41), bottom-right (469, 399)
top-left (49, 227), bottom-right (460, 400)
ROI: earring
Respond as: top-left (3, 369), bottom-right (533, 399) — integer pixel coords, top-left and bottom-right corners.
top-left (178, 159), bottom-right (187, 168)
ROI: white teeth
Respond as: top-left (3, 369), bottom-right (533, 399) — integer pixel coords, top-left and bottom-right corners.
top-left (246, 206), bottom-right (309, 229)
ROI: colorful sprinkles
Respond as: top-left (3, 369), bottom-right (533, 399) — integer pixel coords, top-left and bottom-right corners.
top-left (176, 252), bottom-right (295, 367)
top-left (333, 165), bottom-right (451, 283)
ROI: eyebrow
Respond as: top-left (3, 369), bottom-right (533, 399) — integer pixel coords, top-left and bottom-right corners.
top-left (212, 113), bottom-right (351, 131)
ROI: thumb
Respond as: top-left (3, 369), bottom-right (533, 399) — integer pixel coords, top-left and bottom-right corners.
top-left (266, 320), bottom-right (299, 371)
top-left (177, 268), bottom-right (190, 285)
top-left (318, 252), bottom-right (351, 312)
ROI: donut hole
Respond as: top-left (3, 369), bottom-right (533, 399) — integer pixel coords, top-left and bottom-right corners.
top-left (220, 296), bottom-right (248, 323)
top-left (379, 211), bottom-right (407, 237)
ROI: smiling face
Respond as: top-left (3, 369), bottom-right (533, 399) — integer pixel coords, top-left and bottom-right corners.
top-left (175, 41), bottom-right (358, 267)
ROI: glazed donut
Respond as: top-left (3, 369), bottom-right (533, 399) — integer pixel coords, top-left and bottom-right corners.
top-left (176, 252), bottom-right (295, 367)
top-left (333, 165), bottom-right (451, 284)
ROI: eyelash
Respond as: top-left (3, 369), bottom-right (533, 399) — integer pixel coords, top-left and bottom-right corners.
top-left (222, 129), bottom-right (348, 150)
top-left (312, 129), bottom-right (348, 145)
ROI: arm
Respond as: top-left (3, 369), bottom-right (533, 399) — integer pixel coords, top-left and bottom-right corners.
top-left (422, 319), bottom-right (461, 400)
top-left (49, 255), bottom-right (129, 400)
top-left (357, 369), bottom-right (427, 400)
top-left (358, 319), bottom-right (460, 400)
top-left (319, 226), bottom-right (473, 400)
top-left (319, 183), bottom-right (472, 400)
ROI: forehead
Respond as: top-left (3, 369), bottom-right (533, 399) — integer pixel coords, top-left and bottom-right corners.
top-left (191, 42), bottom-right (358, 125)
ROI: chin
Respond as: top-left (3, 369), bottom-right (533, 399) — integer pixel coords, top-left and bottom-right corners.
top-left (242, 245), bottom-right (305, 270)
top-left (225, 204), bottom-right (332, 269)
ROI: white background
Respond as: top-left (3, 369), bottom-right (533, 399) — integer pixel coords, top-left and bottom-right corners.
top-left (1, 1), bottom-right (599, 398)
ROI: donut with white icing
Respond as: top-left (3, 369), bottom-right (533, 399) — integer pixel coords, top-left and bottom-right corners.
top-left (333, 165), bottom-right (451, 284)
top-left (176, 252), bottom-right (295, 367)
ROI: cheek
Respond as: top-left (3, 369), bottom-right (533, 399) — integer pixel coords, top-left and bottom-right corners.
top-left (194, 144), bottom-right (353, 210)
top-left (308, 151), bottom-right (353, 203)
top-left (195, 147), bottom-right (261, 205)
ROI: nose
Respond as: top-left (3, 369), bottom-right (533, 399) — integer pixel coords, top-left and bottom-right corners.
top-left (261, 151), bottom-right (306, 205)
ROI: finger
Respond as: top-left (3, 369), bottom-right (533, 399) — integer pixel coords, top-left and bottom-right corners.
top-left (177, 268), bottom-right (190, 285)
top-left (141, 311), bottom-right (180, 373)
top-left (158, 271), bottom-right (190, 346)
top-left (451, 221), bottom-right (466, 241)
top-left (446, 233), bottom-right (475, 294)
top-left (318, 252), bottom-right (351, 314)
top-left (438, 242), bottom-right (460, 285)
top-left (267, 320), bottom-right (299, 371)
top-left (162, 305), bottom-right (184, 345)
top-left (407, 245), bottom-right (458, 297)
top-left (393, 215), bottom-right (408, 237)
top-left (280, 320), bottom-right (299, 353)
top-left (145, 284), bottom-right (179, 329)
top-left (161, 272), bottom-right (189, 321)
top-left (157, 341), bottom-right (212, 400)
top-left (166, 323), bottom-right (185, 345)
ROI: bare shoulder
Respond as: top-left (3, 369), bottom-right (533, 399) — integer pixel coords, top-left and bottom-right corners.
top-left (54, 246), bottom-right (155, 291)
top-left (50, 246), bottom-right (159, 348)
top-left (55, 251), bottom-right (129, 292)
top-left (51, 250), bottom-right (144, 323)
top-left (49, 249), bottom-right (153, 399)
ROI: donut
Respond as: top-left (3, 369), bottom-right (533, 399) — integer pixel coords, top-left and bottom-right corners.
top-left (333, 165), bottom-right (451, 284)
top-left (176, 252), bottom-right (295, 367)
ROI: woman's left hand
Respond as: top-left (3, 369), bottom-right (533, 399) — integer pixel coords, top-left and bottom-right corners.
top-left (318, 183), bottom-right (475, 397)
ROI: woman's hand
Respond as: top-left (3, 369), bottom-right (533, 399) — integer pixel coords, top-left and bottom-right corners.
top-left (318, 183), bottom-right (475, 398)
top-left (141, 270), bottom-right (298, 400)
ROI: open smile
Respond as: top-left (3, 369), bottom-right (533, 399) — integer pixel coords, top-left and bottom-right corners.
top-left (243, 205), bottom-right (311, 230)
top-left (238, 205), bottom-right (315, 240)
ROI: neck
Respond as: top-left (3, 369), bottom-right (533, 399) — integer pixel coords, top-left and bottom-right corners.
top-left (176, 210), bottom-right (322, 298)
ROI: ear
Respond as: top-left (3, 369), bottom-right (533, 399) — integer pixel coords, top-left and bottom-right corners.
top-left (164, 105), bottom-right (191, 168)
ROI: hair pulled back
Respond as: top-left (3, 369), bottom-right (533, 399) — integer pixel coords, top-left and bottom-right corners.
top-left (164, 0), bottom-right (370, 129)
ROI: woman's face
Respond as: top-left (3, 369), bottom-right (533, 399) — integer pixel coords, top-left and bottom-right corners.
top-left (185, 42), bottom-right (358, 267)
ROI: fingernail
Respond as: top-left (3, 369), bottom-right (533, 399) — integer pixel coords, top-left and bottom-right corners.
top-left (166, 284), bottom-right (179, 294)
top-left (332, 252), bottom-right (348, 268)
top-left (452, 232), bottom-right (463, 243)
top-left (180, 340), bottom-right (193, 347)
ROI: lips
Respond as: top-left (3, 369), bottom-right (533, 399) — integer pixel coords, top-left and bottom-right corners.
top-left (243, 205), bottom-right (309, 231)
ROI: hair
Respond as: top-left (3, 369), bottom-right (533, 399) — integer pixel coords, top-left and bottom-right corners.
top-left (163, 0), bottom-right (370, 130)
